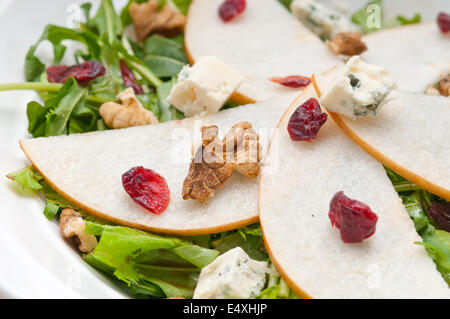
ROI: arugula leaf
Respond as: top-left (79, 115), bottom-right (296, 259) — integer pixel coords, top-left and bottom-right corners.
top-left (87, 0), bottom-right (122, 45)
top-left (24, 25), bottom-right (102, 82)
top-left (26, 78), bottom-right (90, 137)
top-left (137, 93), bottom-right (161, 118)
top-left (402, 192), bottom-right (450, 285)
top-left (143, 55), bottom-right (186, 78)
top-left (144, 35), bottom-right (188, 63)
top-left (157, 79), bottom-right (184, 121)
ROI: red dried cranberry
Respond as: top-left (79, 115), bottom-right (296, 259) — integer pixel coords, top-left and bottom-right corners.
top-left (120, 60), bottom-right (144, 95)
top-left (269, 75), bottom-right (311, 88)
top-left (428, 201), bottom-right (450, 232)
top-left (122, 166), bottom-right (170, 215)
top-left (287, 98), bottom-right (328, 142)
top-left (47, 60), bottom-right (106, 84)
top-left (329, 191), bottom-right (378, 243)
top-left (437, 12), bottom-right (450, 33)
top-left (219, 0), bottom-right (246, 22)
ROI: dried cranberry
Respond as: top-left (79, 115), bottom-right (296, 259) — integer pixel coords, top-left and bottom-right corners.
top-left (269, 75), bottom-right (311, 88)
top-left (122, 166), bottom-right (170, 215)
top-left (120, 60), bottom-right (144, 95)
top-left (328, 191), bottom-right (378, 243)
top-left (287, 98), bottom-right (328, 142)
top-left (428, 201), bottom-right (450, 232)
top-left (437, 12), bottom-right (450, 33)
top-left (219, 0), bottom-right (246, 22)
top-left (47, 60), bottom-right (106, 84)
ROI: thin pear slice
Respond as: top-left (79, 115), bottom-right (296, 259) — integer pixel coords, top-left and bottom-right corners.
top-left (185, 0), bottom-right (340, 103)
top-left (362, 23), bottom-right (450, 93)
top-left (259, 83), bottom-right (450, 298)
top-left (20, 93), bottom-right (298, 235)
top-left (313, 70), bottom-right (450, 200)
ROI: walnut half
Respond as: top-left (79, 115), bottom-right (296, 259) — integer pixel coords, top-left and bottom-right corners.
top-left (182, 122), bottom-right (261, 203)
top-left (326, 32), bottom-right (367, 56)
top-left (130, 0), bottom-right (186, 41)
top-left (99, 88), bottom-right (159, 129)
top-left (59, 209), bottom-right (97, 253)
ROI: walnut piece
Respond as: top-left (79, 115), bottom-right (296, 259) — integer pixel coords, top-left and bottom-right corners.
top-left (438, 75), bottom-right (450, 97)
top-left (426, 75), bottom-right (450, 97)
top-left (326, 32), bottom-right (367, 56)
top-left (59, 208), bottom-right (97, 253)
top-left (99, 88), bottom-right (158, 129)
top-left (130, 0), bottom-right (186, 41)
top-left (182, 122), bottom-right (261, 203)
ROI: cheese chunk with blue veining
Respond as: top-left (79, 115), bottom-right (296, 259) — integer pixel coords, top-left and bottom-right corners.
top-left (167, 56), bottom-right (243, 117)
top-left (290, 0), bottom-right (359, 40)
top-left (320, 56), bottom-right (396, 119)
top-left (193, 247), bottom-right (268, 299)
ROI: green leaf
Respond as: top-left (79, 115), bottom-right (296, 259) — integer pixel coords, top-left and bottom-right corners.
top-left (215, 232), bottom-right (267, 261)
top-left (7, 167), bottom-right (43, 191)
top-left (396, 13), bottom-right (421, 25)
top-left (144, 35), bottom-right (188, 62)
top-left (143, 55), bottom-right (186, 78)
top-left (351, 0), bottom-right (383, 34)
top-left (89, 0), bottom-right (122, 45)
top-left (26, 78), bottom-right (89, 137)
top-left (157, 78), bottom-right (184, 122)
top-left (44, 78), bottom-right (88, 136)
top-left (137, 93), bottom-right (160, 119)
top-left (277, 0), bottom-right (293, 10)
top-left (401, 192), bottom-right (450, 285)
top-left (43, 201), bottom-right (60, 220)
top-left (83, 221), bottom-right (219, 298)
top-left (170, 0), bottom-right (192, 15)
top-left (258, 285), bottom-right (282, 299)
top-left (24, 24), bottom-right (102, 82)
top-left (172, 245), bottom-right (219, 268)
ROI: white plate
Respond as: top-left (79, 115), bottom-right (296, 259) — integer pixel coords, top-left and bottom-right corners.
top-left (0, 0), bottom-right (447, 298)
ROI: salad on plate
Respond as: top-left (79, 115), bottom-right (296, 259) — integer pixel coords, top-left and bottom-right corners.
top-left (1, 0), bottom-right (449, 299)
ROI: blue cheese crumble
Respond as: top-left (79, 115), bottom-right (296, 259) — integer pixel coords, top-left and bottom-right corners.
top-left (320, 56), bottom-right (396, 119)
top-left (290, 0), bottom-right (360, 40)
top-left (193, 247), bottom-right (268, 299)
top-left (167, 56), bottom-right (243, 117)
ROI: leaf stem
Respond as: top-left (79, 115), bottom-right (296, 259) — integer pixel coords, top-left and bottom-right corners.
top-left (394, 182), bottom-right (422, 193)
top-left (0, 82), bottom-right (62, 92)
top-left (0, 82), bottom-right (114, 104)
top-left (127, 60), bottom-right (163, 87)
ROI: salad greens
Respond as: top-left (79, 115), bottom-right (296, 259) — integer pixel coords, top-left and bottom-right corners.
top-left (7, 165), bottom-right (298, 298)
top-left (0, 0), bottom-right (192, 139)
top-left (386, 167), bottom-right (450, 285)
top-left (3, 0), bottom-right (449, 299)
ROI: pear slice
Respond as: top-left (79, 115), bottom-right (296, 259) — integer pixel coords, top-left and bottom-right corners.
top-left (259, 82), bottom-right (450, 298)
top-left (312, 69), bottom-right (450, 200)
top-left (362, 23), bottom-right (450, 93)
top-left (185, 0), bottom-right (340, 104)
top-left (20, 92), bottom-right (298, 235)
